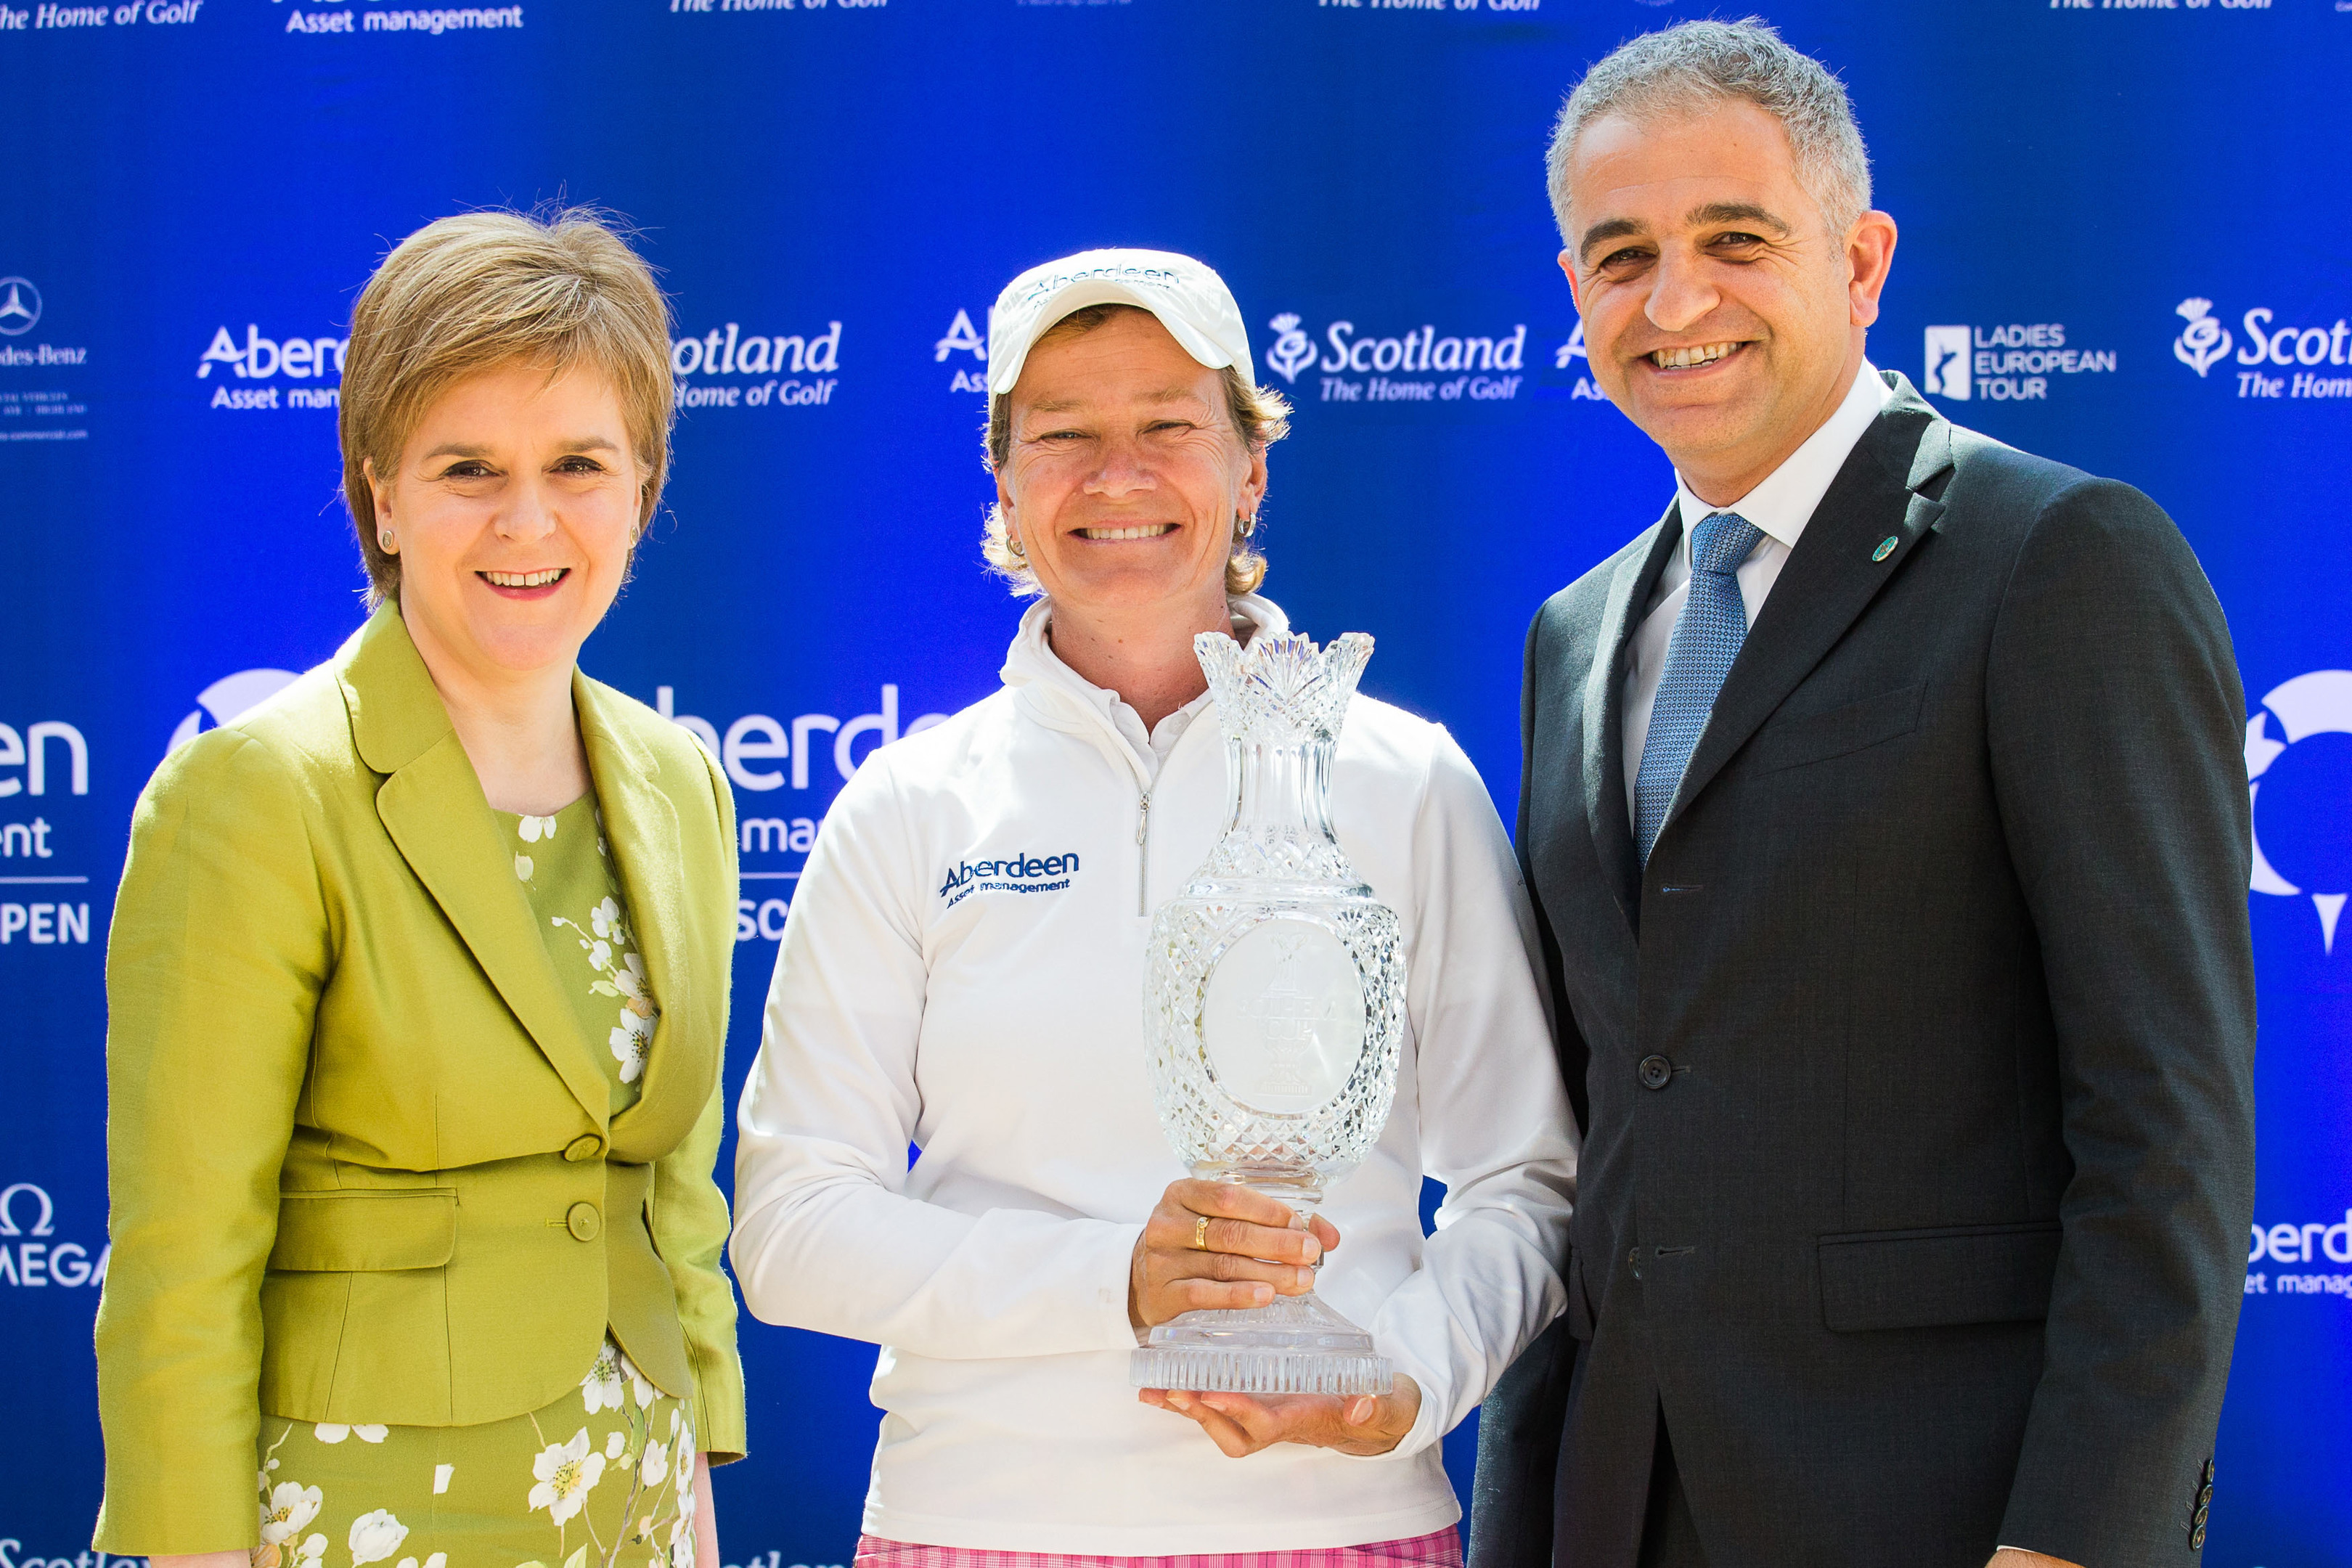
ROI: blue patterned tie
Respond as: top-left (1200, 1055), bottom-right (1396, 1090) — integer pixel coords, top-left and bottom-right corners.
top-left (1635, 511), bottom-right (1765, 865)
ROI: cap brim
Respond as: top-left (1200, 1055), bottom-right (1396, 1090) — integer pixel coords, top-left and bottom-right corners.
top-left (988, 278), bottom-right (1238, 396)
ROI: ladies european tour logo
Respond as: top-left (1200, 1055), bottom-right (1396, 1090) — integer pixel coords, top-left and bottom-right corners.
top-left (1924, 325), bottom-right (1971, 399)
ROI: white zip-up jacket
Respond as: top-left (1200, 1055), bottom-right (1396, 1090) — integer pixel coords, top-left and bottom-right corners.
top-left (731, 596), bottom-right (1577, 1554)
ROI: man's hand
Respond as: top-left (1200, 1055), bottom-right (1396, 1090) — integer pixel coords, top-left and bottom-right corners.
top-left (1139, 1374), bottom-right (1422, 1458)
top-left (1129, 1178), bottom-right (1338, 1330)
top-left (1988, 1551), bottom-right (2084, 1568)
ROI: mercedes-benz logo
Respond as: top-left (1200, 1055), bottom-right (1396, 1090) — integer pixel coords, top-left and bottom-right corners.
top-left (0, 277), bottom-right (42, 338)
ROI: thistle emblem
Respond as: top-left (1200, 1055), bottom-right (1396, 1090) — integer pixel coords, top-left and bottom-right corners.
top-left (2174, 298), bottom-right (2232, 377)
top-left (1265, 313), bottom-right (1317, 383)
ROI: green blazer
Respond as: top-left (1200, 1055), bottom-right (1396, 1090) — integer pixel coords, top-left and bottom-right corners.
top-left (94, 605), bottom-right (746, 1553)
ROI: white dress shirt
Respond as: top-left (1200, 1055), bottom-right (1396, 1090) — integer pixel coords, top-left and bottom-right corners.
top-left (1621, 363), bottom-right (1895, 809)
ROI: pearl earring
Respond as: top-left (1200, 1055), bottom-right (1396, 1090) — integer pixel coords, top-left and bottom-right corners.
top-left (377, 529), bottom-right (396, 552)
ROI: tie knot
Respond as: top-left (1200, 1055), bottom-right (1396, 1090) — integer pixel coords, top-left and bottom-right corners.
top-left (1691, 512), bottom-right (1763, 576)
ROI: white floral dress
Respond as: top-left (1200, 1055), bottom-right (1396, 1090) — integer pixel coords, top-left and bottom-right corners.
top-left (251, 796), bottom-right (694, 1568)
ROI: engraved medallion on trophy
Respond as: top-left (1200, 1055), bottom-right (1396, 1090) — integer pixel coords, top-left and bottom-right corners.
top-left (1132, 629), bottom-right (1407, 1396)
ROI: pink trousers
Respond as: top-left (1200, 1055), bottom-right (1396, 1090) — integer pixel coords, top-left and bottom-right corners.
top-left (853, 1527), bottom-right (1464, 1568)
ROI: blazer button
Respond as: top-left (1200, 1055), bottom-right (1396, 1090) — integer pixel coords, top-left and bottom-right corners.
top-left (566, 1201), bottom-right (603, 1241)
top-left (564, 1135), bottom-right (604, 1163)
top-left (1627, 1246), bottom-right (1643, 1281)
top-left (1638, 1055), bottom-right (1674, 1090)
top-left (2189, 1525), bottom-right (2205, 1550)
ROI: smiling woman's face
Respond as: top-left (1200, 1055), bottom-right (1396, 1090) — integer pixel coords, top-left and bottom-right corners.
top-left (369, 360), bottom-right (645, 683)
top-left (997, 309), bottom-right (1267, 625)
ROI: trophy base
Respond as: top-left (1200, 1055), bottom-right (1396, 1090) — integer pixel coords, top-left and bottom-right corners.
top-left (1131, 1290), bottom-right (1395, 1395)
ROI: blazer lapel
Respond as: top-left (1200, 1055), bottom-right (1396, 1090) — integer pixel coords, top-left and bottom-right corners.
top-left (343, 606), bottom-right (616, 1130)
top-left (576, 676), bottom-right (703, 1150)
top-left (1580, 506), bottom-right (1683, 931)
top-left (1660, 378), bottom-right (1953, 838)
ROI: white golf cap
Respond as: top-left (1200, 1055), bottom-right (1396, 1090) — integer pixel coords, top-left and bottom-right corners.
top-left (987, 248), bottom-right (1254, 396)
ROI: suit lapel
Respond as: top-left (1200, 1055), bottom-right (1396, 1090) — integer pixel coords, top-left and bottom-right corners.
top-left (1580, 507), bottom-right (1683, 932)
top-left (1660, 381), bottom-right (1952, 839)
top-left (576, 675), bottom-right (703, 1148)
top-left (343, 608), bottom-right (615, 1129)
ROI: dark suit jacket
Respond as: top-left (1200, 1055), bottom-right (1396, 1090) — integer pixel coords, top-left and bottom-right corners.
top-left (1471, 374), bottom-right (2257, 1568)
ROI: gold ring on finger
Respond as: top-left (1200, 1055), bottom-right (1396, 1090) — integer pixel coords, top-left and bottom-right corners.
top-left (1191, 1214), bottom-right (1211, 1251)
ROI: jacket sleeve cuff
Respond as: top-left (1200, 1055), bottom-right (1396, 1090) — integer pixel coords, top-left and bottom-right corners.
top-left (93, 1449), bottom-right (266, 1554)
top-left (692, 1343), bottom-right (750, 1466)
top-left (1101, 1222), bottom-right (1148, 1349)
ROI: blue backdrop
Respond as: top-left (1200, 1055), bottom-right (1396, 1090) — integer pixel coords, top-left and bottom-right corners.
top-left (4, 0), bottom-right (2349, 1561)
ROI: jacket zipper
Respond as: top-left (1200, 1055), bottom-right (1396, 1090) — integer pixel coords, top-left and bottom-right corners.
top-left (1135, 790), bottom-right (1152, 916)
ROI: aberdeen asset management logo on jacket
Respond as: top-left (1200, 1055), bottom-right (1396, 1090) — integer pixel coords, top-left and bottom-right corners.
top-left (939, 848), bottom-right (1083, 910)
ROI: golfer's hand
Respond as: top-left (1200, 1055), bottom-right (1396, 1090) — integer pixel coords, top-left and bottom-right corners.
top-left (1139, 1376), bottom-right (1422, 1458)
top-left (1128, 1179), bottom-right (1339, 1331)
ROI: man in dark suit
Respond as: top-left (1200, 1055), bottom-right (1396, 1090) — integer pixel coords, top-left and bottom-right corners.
top-left (1470, 20), bottom-right (2257, 1568)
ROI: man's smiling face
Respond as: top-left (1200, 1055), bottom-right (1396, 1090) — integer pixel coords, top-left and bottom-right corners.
top-left (1558, 98), bottom-right (1895, 502)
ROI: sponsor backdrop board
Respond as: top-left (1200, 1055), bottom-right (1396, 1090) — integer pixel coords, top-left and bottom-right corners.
top-left (3, 0), bottom-right (2349, 1561)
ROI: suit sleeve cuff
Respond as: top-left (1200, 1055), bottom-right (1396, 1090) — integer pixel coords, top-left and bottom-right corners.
top-left (693, 1345), bottom-right (749, 1465)
top-left (93, 1447), bottom-right (266, 1554)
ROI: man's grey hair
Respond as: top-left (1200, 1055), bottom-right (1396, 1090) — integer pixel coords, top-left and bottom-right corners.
top-left (1545, 18), bottom-right (1872, 248)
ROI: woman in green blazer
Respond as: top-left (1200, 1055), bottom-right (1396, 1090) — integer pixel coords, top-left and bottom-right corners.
top-left (94, 210), bottom-right (745, 1568)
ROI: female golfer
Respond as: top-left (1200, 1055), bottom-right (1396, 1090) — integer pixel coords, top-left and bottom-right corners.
top-left (732, 249), bottom-right (1577, 1566)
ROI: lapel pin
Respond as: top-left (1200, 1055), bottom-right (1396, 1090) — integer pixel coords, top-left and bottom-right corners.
top-left (1872, 536), bottom-right (1899, 563)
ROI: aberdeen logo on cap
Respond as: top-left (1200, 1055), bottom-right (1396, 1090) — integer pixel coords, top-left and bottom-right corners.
top-left (1016, 263), bottom-right (1181, 308)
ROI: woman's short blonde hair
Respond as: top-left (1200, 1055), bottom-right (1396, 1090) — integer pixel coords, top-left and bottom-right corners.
top-left (340, 207), bottom-right (674, 608)
top-left (981, 303), bottom-right (1292, 598)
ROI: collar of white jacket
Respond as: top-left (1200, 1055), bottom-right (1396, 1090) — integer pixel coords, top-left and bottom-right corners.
top-left (997, 593), bottom-right (1291, 740)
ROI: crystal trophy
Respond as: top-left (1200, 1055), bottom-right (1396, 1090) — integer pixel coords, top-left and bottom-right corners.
top-left (1131, 630), bottom-right (1406, 1396)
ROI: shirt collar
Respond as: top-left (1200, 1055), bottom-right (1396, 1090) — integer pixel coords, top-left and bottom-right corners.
top-left (1671, 361), bottom-right (1892, 552)
top-left (1000, 593), bottom-right (1287, 773)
